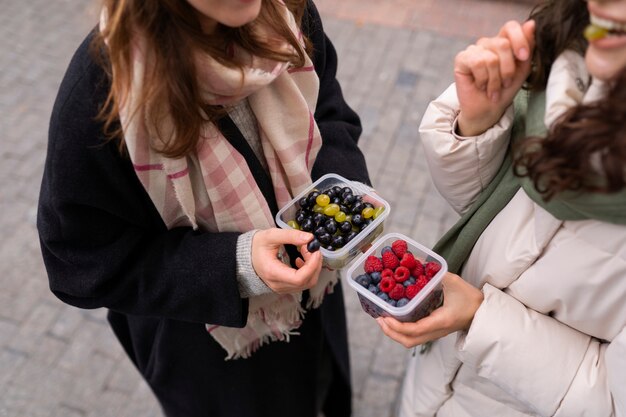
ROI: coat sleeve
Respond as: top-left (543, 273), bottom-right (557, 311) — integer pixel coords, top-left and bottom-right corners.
top-left (419, 84), bottom-right (514, 214)
top-left (457, 284), bottom-right (620, 417)
top-left (37, 36), bottom-right (248, 327)
top-left (303, 0), bottom-right (371, 186)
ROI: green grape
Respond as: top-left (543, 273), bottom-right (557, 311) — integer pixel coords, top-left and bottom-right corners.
top-left (372, 206), bottom-right (385, 219)
top-left (584, 24), bottom-right (608, 41)
top-left (334, 211), bottom-right (347, 223)
top-left (313, 204), bottom-right (324, 214)
top-left (362, 207), bottom-right (374, 219)
top-left (315, 194), bottom-right (330, 207)
top-left (323, 203), bottom-right (340, 217)
top-left (287, 220), bottom-right (300, 230)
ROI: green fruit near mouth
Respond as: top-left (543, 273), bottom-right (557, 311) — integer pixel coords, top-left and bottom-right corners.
top-left (584, 24), bottom-right (609, 41)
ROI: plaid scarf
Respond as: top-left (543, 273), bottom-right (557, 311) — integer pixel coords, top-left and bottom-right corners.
top-left (104, 5), bottom-right (337, 359)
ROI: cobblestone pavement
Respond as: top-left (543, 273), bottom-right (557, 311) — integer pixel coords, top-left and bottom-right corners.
top-left (0, 0), bottom-right (533, 416)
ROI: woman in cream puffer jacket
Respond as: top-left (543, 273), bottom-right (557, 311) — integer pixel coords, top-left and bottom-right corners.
top-left (378, 2), bottom-right (626, 416)
top-left (397, 50), bottom-right (626, 417)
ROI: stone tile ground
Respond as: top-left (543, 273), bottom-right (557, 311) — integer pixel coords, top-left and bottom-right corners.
top-left (0, 0), bottom-right (533, 416)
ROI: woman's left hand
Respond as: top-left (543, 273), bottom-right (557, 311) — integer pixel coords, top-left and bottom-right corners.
top-left (376, 273), bottom-right (484, 348)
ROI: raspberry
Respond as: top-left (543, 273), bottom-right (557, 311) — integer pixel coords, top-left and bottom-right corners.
top-left (379, 277), bottom-right (396, 293)
top-left (416, 275), bottom-right (429, 291)
top-left (364, 256), bottom-right (383, 274)
top-left (381, 268), bottom-right (394, 280)
top-left (400, 253), bottom-right (418, 270)
top-left (411, 261), bottom-right (425, 278)
top-left (389, 283), bottom-right (406, 300)
top-left (391, 239), bottom-right (408, 258)
top-left (425, 261), bottom-right (442, 278)
top-left (394, 266), bottom-right (410, 282)
top-left (405, 284), bottom-right (420, 300)
top-left (381, 251), bottom-right (400, 270)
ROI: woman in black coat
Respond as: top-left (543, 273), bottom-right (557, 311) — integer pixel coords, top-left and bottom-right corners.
top-left (37, 1), bottom-right (370, 416)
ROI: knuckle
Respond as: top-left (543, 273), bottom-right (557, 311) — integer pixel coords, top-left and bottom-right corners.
top-left (504, 20), bottom-right (519, 30)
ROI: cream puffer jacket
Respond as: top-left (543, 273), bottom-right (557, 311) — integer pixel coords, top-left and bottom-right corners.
top-left (398, 50), bottom-right (626, 417)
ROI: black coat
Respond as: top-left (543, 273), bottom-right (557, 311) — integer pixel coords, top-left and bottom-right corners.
top-left (37, 2), bottom-right (370, 417)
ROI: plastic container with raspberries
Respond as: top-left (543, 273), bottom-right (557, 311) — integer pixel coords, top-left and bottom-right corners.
top-left (346, 232), bottom-right (447, 322)
top-left (275, 173), bottom-right (391, 269)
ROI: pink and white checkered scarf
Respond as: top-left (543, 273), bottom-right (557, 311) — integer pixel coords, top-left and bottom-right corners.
top-left (104, 5), bottom-right (337, 359)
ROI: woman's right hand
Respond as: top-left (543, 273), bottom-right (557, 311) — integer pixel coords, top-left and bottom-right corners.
top-left (454, 20), bottom-right (536, 136)
top-left (251, 228), bottom-right (322, 294)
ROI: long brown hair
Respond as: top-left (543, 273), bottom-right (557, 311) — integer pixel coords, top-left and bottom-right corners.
top-left (93, 0), bottom-right (309, 158)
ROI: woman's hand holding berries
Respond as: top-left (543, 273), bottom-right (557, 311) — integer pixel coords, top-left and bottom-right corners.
top-left (376, 273), bottom-right (484, 348)
top-left (251, 228), bottom-right (322, 294)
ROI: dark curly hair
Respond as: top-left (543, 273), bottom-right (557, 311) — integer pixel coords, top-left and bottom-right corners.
top-left (513, 0), bottom-right (626, 200)
top-left (514, 71), bottom-right (626, 200)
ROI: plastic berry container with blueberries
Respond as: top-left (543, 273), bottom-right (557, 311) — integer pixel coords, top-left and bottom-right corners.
top-left (275, 173), bottom-right (391, 270)
top-left (346, 232), bottom-right (447, 322)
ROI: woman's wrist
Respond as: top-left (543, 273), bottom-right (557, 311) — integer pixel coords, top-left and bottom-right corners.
top-left (456, 110), bottom-right (503, 137)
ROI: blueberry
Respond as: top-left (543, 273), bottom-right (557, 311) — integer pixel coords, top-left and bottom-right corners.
top-left (396, 298), bottom-right (410, 308)
top-left (388, 299), bottom-right (398, 307)
top-left (381, 246), bottom-right (393, 255)
top-left (331, 235), bottom-right (345, 248)
top-left (300, 218), bottom-right (314, 232)
top-left (367, 284), bottom-right (379, 294)
top-left (295, 210), bottom-right (307, 224)
top-left (307, 191), bottom-right (320, 207)
top-left (298, 197), bottom-right (310, 209)
top-left (313, 213), bottom-right (326, 226)
top-left (325, 219), bottom-right (338, 234)
top-left (355, 274), bottom-right (371, 287)
top-left (377, 292), bottom-right (390, 302)
top-left (323, 187), bottom-right (336, 198)
top-left (351, 202), bottom-right (365, 214)
top-left (338, 221), bottom-right (352, 234)
top-left (317, 232), bottom-right (332, 245)
top-left (369, 272), bottom-right (382, 284)
top-left (314, 226), bottom-right (326, 237)
top-left (342, 194), bottom-right (356, 206)
top-left (307, 239), bottom-right (321, 252)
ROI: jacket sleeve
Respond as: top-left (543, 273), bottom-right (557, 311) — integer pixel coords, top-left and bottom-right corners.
top-left (419, 84), bottom-right (514, 214)
top-left (37, 36), bottom-right (247, 327)
top-left (303, 0), bottom-right (371, 186)
top-left (457, 284), bottom-right (620, 417)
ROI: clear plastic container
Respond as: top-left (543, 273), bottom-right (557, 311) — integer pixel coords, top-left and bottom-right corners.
top-left (346, 232), bottom-right (447, 322)
top-left (275, 173), bottom-right (391, 269)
